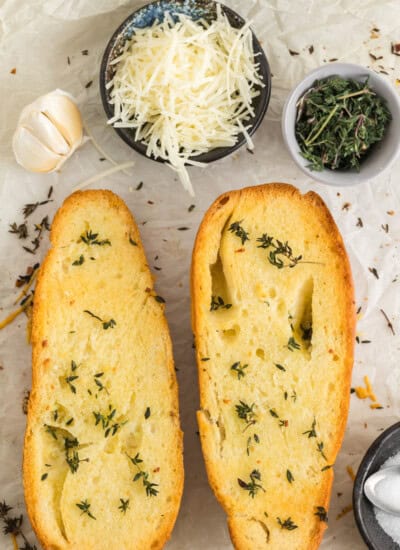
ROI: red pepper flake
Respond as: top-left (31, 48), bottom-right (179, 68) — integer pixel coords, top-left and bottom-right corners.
top-left (10, 67), bottom-right (16, 74)
top-left (235, 248), bottom-right (245, 253)
top-left (342, 202), bottom-right (351, 211)
top-left (391, 42), bottom-right (400, 56)
top-left (145, 287), bottom-right (151, 293)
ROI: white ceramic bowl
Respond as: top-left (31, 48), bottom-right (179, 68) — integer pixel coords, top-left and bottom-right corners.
top-left (282, 63), bottom-right (400, 186)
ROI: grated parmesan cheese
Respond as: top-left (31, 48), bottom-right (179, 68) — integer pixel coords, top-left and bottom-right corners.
top-left (107, 7), bottom-right (264, 195)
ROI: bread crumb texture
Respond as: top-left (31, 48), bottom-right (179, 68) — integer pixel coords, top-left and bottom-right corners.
top-left (24, 190), bottom-right (183, 550)
top-left (191, 183), bottom-right (355, 550)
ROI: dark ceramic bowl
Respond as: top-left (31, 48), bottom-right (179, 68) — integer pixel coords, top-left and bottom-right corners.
top-left (100, 0), bottom-right (271, 164)
top-left (353, 422), bottom-right (400, 550)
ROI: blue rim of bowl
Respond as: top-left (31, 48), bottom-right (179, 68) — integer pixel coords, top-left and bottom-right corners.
top-left (353, 422), bottom-right (400, 550)
top-left (99, 0), bottom-right (271, 164)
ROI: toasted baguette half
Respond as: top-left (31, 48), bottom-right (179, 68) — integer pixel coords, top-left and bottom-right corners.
top-left (191, 183), bottom-right (355, 550)
top-left (24, 190), bottom-right (183, 550)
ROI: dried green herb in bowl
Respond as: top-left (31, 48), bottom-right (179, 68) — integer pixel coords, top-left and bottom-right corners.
top-left (295, 76), bottom-right (391, 172)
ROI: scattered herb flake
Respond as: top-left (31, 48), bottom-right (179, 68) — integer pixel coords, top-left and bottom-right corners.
top-left (76, 499), bottom-right (96, 519)
top-left (72, 255), bottom-right (85, 266)
top-left (238, 469), bottom-right (265, 498)
top-left (23, 200), bottom-right (53, 219)
top-left (236, 401), bottom-right (257, 431)
top-left (118, 498), bottom-right (130, 514)
top-left (228, 220), bottom-right (250, 245)
top-left (9, 222), bottom-right (28, 239)
top-left (303, 418), bottom-right (317, 438)
top-left (380, 309), bottom-right (395, 335)
top-left (128, 453), bottom-right (159, 497)
top-left (230, 361), bottom-right (249, 379)
top-left (257, 234), bottom-right (304, 269)
top-left (315, 506), bottom-right (328, 522)
top-left (210, 295), bottom-right (232, 311)
top-left (275, 363), bottom-right (286, 372)
top-left (277, 516), bottom-right (298, 530)
top-left (144, 407), bottom-right (151, 419)
top-left (286, 469), bottom-right (294, 483)
top-left (369, 267), bottom-right (379, 279)
top-left (287, 336), bottom-right (301, 351)
top-left (80, 230), bottom-right (111, 246)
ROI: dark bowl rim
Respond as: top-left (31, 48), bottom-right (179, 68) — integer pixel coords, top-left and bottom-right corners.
top-left (99, 0), bottom-right (271, 165)
top-left (353, 421), bottom-right (400, 550)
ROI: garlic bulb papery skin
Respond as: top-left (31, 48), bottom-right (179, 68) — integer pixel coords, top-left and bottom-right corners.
top-left (12, 90), bottom-right (83, 173)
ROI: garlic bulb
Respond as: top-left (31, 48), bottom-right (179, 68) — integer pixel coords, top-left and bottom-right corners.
top-left (13, 90), bottom-right (83, 173)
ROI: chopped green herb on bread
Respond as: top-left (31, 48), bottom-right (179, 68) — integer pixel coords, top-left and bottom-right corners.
top-left (191, 183), bottom-right (355, 550)
top-left (24, 190), bottom-right (183, 550)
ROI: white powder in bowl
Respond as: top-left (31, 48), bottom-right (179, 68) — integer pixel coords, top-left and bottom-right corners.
top-left (374, 450), bottom-right (400, 545)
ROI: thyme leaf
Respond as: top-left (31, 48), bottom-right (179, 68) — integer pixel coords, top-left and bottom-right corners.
top-left (287, 337), bottom-right (301, 351)
top-left (237, 469), bottom-right (265, 498)
top-left (257, 234), bottom-right (303, 269)
top-left (9, 222), bottom-right (28, 239)
top-left (76, 499), bottom-right (96, 520)
top-left (315, 506), bottom-right (328, 522)
top-left (84, 310), bottom-right (116, 330)
top-left (228, 220), bottom-right (250, 245)
top-left (235, 401), bottom-right (257, 431)
top-left (23, 200), bottom-right (53, 218)
top-left (210, 295), bottom-right (232, 311)
top-left (80, 229), bottom-right (111, 246)
top-left (72, 255), bottom-right (85, 266)
top-left (118, 498), bottom-right (130, 514)
top-left (93, 404), bottom-right (126, 437)
top-left (303, 418), bottom-right (317, 438)
top-left (230, 361), bottom-right (248, 379)
top-left (277, 516), bottom-right (298, 530)
top-left (128, 453), bottom-right (159, 497)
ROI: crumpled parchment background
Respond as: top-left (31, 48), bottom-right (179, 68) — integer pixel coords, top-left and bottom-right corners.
top-left (1, 1), bottom-right (400, 548)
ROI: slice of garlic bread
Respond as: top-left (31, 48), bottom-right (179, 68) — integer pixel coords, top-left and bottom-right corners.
top-left (24, 190), bottom-right (183, 550)
top-left (191, 183), bottom-right (355, 550)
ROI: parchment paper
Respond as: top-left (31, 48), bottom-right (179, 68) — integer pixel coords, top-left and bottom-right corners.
top-left (1, 1), bottom-right (400, 548)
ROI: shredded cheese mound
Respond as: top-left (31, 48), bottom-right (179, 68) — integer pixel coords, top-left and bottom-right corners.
top-left (107, 7), bottom-right (264, 194)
